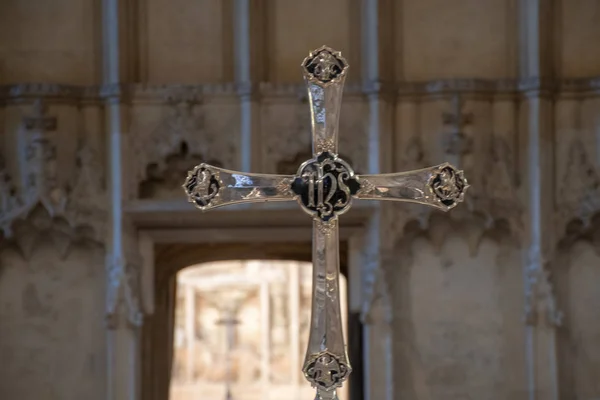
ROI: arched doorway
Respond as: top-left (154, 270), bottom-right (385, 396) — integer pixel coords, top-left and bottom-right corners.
top-left (169, 260), bottom-right (349, 400)
top-left (141, 239), bottom-right (362, 400)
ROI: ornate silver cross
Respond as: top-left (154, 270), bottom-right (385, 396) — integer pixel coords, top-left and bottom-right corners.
top-left (183, 46), bottom-right (469, 400)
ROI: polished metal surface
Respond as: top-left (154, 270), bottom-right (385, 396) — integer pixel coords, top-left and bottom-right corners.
top-left (183, 46), bottom-right (469, 400)
top-left (302, 219), bottom-right (350, 399)
top-left (183, 163), bottom-right (295, 211)
top-left (302, 46), bottom-right (348, 155)
top-left (355, 163), bottom-right (469, 211)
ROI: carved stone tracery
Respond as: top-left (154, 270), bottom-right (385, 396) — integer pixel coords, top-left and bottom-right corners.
top-left (556, 139), bottom-right (600, 241)
top-left (131, 90), bottom-right (236, 199)
top-left (481, 136), bottom-right (523, 237)
top-left (0, 100), bottom-right (106, 258)
top-left (524, 247), bottom-right (563, 328)
top-left (106, 253), bottom-right (144, 329)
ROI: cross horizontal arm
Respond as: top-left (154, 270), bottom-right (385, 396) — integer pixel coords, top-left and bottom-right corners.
top-left (353, 163), bottom-right (469, 211)
top-left (183, 163), bottom-right (295, 211)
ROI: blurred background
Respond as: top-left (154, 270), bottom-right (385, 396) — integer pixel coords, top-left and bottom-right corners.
top-left (0, 1), bottom-right (599, 400)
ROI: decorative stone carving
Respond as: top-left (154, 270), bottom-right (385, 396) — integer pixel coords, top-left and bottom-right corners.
top-left (1, 79), bottom-right (600, 105)
top-left (481, 137), bottom-right (523, 236)
top-left (0, 83), bottom-right (95, 100)
top-left (0, 100), bottom-right (106, 258)
top-left (19, 100), bottom-right (66, 213)
top-left (524, 246), bottom-right (563, 327)
top-left (556, 139), bottom-right (600, 240)
top-left (105, 254), bottom-right (144, 329)
top-left (66, 143), bottom-right (107, 232)
top-left (131, 86), bottom-right (239, 199)
top-left (442, 95), bottom-right (473, 159)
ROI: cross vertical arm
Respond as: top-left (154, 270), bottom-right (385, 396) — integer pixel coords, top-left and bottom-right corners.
top-left (303, 46), bottom-right (348, 155)
top-left (296, 47), bottom-right (353, 400)
top-left (302, 219), bottom-right (350, 398)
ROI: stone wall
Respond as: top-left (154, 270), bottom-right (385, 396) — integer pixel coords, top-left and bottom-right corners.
top-left (0, 240), bottom-right (105, 400)
top-left (0, 0), bottom-right (599, 399)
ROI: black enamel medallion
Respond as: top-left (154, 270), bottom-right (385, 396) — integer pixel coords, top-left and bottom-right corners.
top-left (292, 152), bottom-right (360, 221)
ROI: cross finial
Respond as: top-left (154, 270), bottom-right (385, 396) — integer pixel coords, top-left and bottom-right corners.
top-left (302, 46), bottom-right (349, 85)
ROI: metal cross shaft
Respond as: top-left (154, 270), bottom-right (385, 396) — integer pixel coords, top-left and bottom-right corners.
top-left (183, 46), bottom-right (469, 400)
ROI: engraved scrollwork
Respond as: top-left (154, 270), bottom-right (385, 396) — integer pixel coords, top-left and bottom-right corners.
top-left (291, 152), bottom-right (360, 221)
top-left (303, 351), bottom-right (351, 391)
top-left (275, 177), bottom-right (293, 196)
top-left (428, 163), bottom-right (469, 209)
top-left (242, 187), bottom-right (262, 200)
top-left (355, 177), bottom-right (376, 196)
top-left (183, 164), bottom-right (221, 210)
top-left (316, 219), bottom-right (336, 236)
top-left (316, 138), bottom-right (336, 154)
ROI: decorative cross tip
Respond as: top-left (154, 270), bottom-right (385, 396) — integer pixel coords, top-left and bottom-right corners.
top-left (428, 163), bottom-right (469, 210)
top-left (302, 46), bottom-right (349, 86)
top-left (303, 350), bottom-right (351, 391)
top-left (183, 163), bottom-right (221, 210)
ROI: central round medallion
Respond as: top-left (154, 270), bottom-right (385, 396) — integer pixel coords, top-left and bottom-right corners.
top-left (291, 152), bottom-right (360, 221)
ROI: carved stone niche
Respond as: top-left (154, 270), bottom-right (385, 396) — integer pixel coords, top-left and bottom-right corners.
top-left (138, 141), bottom-right (222, 199)
top-left (130, 91), bottom-right (234, 200)
top-left (555, 139), bottom-right (600, 244)
top-left (0, 99), bottom-right (106, 259)
top-left (384, 203), bottom-right (516, 263)
top-left (388, 129), bottom-right (521, 255)
top-left (557, 213), bottom-right (600, 257)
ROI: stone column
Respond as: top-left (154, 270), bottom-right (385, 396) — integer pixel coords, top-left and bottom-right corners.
top-left (360, 1), bottom-right (395, 399)
top-left (233, 0), bottom-right (256, 172)
top-left (184, 285), bottom-right (196, 382)
top-left (103, 0), bottom-right (143, 399)
top-left (518, 1), bottom-right (561, 399)
top-left (260, 281), bottom-right (271, 399)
